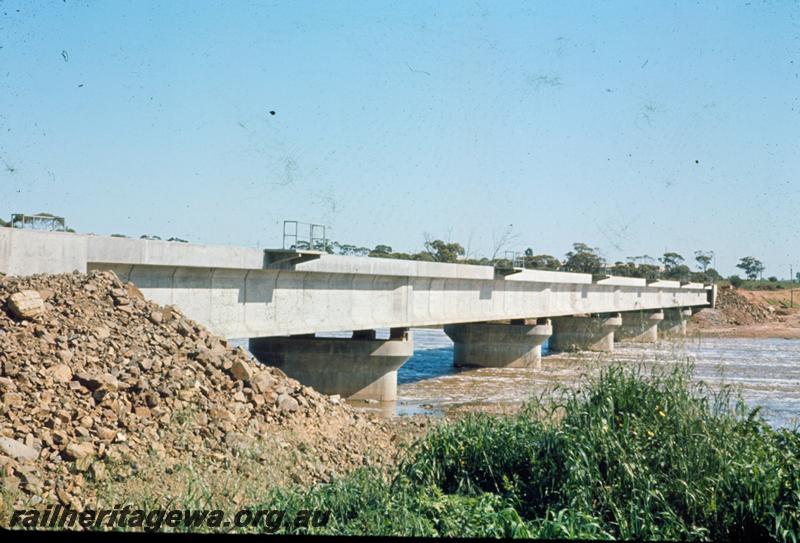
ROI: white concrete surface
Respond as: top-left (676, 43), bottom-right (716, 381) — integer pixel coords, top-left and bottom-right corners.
top-left (0, 228), bottom-right (711, 339)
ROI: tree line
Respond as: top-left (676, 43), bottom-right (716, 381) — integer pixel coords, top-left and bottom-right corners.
top-left (303, 239), bottom-right (773, 285)
top-left (5, 213), bottom-right (770, 284)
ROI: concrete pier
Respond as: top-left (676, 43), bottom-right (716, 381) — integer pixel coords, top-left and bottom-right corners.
top-left (658, 308), bottom-right (693, 337)
top-left (616, 310), bottom-right (665, 343)
top-left (550, 314), bottom-right (622, 352)
top-left (249, 328), bottom-right (413, 402)
top-left (443, 319), bottom-right (552, 369)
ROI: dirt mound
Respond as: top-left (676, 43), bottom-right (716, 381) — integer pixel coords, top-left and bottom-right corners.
top-left (0, 271), bottom-right (413, 511)
top-left (692, 286), bottom-right (775, 327)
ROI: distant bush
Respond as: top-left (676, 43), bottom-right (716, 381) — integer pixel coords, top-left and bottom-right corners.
top-left (729, 275), bottom-right (743, 288)
top-left (769, 276), bottom-right (778, 282)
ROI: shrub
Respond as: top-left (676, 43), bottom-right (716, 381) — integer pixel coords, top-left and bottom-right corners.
top-left (264, 363), bottom-right (800, 540)
top-left (729, 275), bottom-right (743, 288)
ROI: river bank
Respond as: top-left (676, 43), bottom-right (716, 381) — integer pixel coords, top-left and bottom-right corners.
top-left (689, 285), bottom-right (800, 339)
top-left (3, 273), bottom-right (799, 534)
top-left (43, 362), bottom-right (800, 538)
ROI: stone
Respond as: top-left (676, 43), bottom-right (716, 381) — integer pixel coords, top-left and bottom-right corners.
top-left (143, 391), bottom-right (159, 407)
top-left (230, 360), bottom-right (253, 382)
top-left (7, 290), bottom-right (45, 320)
top-left (49, 363), bottom-right (73, 383)
top-left (57, 349), bottom-right (73, 363)
top-left (65, 442), bottom-right (94, 461)
top-left (277, 394), bottom-right (299, 413)
top-left (3, 392), bottom-right (22, 407)
top-left (96, 427), bottom-right (116, 441)
top-left (0, 437), bottom-right (39, 461)
top-left (77, 372), bottom-right (119, 392)
top-left (208, 406), bottom-right (236, 425)
top-left (124, 283), bottom-right (144, 300)
top-left (90, 461), bottom-right (106, 481)
top-left (176, 319), bottom-right (193, 336)
top-left (149, 311), bottom-right (163, 324)
top-left (251, 371), bottom-right (276, 393)
top-left (0, 377), bottom-right (16, 392)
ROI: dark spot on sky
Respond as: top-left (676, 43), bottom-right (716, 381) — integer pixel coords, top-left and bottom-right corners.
top-left (61, 50), bottom-right (69, 62)
top-left (406, 62), bottom-right (431, 76)
top-left (269, 111), bottom-right (276, 116)
top-left (78, 83), bottom-right (84, 87)
top-left (695, 160), bottom-right (699, 164)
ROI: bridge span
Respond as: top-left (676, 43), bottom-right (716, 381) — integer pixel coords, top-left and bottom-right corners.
top-left (1, 227), bottom-right (714, 401)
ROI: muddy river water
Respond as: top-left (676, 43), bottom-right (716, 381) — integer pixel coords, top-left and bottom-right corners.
top-left (387, 329), bottom-right (800, 428)
top-left (236, 329), bottom-right (800, 428)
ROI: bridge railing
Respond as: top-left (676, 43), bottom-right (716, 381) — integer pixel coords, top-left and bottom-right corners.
top-left (282, 220), bottom-right (328, 252)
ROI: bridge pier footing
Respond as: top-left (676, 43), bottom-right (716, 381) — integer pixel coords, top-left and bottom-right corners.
top-left (443, 320), bottom-right (552, 369)
top-left (616, 310), bottom-right (664, 342)
top-left (248, 328), bottom-right (413, 402)
top-left (658, 308), bottom-right (693, 337)
top-left (550, 314), bottom-right (622, 352)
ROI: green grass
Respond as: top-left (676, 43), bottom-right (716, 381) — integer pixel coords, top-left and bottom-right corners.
top-left (259, 362), bottom-right (800, 540)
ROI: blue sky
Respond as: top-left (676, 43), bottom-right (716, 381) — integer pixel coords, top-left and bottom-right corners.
top-left (1, 1), bottom-right (798, 276)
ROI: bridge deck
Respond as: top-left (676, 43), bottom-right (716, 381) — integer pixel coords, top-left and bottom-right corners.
top-left (1, 227), bottom-right (711, 339)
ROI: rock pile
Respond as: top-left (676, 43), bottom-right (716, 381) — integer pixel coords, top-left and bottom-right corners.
top-left (0, 271), bottom-right (401, 511)
top-left (714, 286), bottom-right (775, 325)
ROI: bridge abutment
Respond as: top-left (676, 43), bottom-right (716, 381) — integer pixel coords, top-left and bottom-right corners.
top-left (443, 320), bottom-right (552, 369)
top-left (248, 328), bottom-right (413, 402)
top-left (616, 310), bottom-right (665, 342)
top-left (658, 308), bottom-right (693, 337)
top-left (550, 314), bottom-right (622, 352)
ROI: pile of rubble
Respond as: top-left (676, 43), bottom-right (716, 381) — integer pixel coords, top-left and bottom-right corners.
top-left (0, 271), bottom-right (406, 511)
top-left (713, 286), bottom-right (775, 325)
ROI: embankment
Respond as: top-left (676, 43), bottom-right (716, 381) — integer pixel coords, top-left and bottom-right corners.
top-left (0, 271), bottom-right (425, 516)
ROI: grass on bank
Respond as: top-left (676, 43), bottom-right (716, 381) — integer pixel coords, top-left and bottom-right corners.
top-left (259, 362), bottom-right (800, 540)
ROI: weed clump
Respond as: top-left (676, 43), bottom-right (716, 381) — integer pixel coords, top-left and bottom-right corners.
top-left (266, 362), bottom-right (800, 540)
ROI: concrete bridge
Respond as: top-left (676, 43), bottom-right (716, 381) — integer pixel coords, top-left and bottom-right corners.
top-left (1, 228), bottom-right (714, 401)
